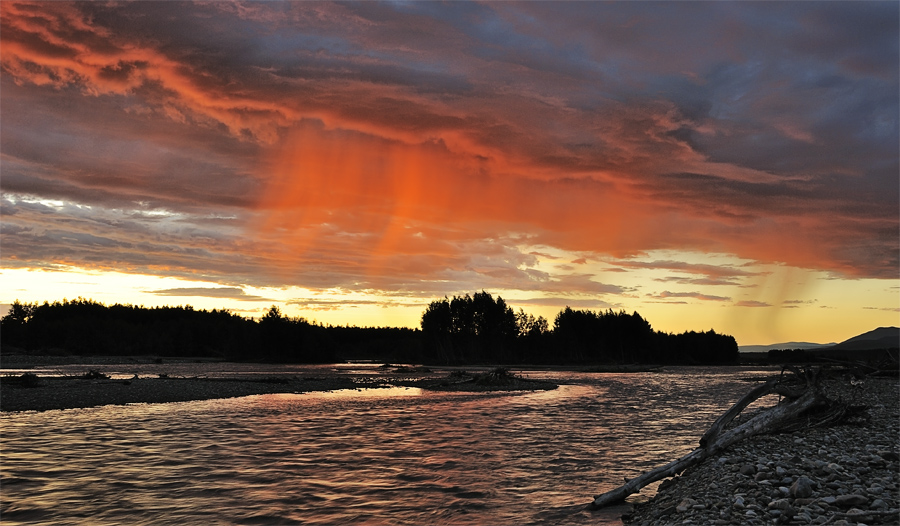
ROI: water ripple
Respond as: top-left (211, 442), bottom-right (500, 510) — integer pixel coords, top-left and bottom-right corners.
top-left (1, 366), bottom-right (777, 525)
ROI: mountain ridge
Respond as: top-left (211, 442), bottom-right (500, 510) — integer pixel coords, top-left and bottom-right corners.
top-left (740, 326), bottom-right (899, 354)
top-left (739, 341), bottom-right (834, 353)
top-left (824, 326), bottom-right (899, 351)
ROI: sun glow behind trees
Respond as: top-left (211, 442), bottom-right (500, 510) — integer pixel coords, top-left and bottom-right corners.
top-left (0, 259), bottom-right (897, 348)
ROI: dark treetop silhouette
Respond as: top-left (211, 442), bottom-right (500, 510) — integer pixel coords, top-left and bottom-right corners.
top-left (2, 293), bottom-right (739, 365)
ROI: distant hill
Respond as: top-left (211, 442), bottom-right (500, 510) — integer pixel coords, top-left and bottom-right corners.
top-left (823, 326), bottom-right (899, 351)
top-left (740, 327), bottom-right (900, 354)
top-left (739, 341), bottom-right (834, 354)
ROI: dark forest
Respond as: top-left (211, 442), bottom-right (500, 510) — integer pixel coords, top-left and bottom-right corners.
top-left (1, 293), bottom-right (739, 365)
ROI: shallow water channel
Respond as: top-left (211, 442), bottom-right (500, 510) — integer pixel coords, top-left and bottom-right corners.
top-left (1, 366), bottom-right (778, 525)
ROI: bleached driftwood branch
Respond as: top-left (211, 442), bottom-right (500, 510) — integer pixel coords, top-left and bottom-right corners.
top-left (591, 368), bottom-right (826, 509)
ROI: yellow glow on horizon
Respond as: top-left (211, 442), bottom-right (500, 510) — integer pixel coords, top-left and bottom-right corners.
top-left (1, 260), bottom-right (897, 346)
top-left (0, 267), bottom-right (429, 328)
top-left (499, 248), bottom-right (900, 347)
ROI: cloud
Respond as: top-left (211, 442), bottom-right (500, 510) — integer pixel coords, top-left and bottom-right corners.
top-left (648, 291), bottom-right (731, 302)
top-left (782, 299), bottom-right (817, 309)
top-left (654, 276), bottom-right (743, 287)
top-left (510, 297), bottom-right (619, 310)
top-left (287, 297), bottom-right (425, 312)
top-left (735, 300), bottom-right (772, 308)
top-left (863, 306), bottom-right (900, 313)
top-left (615, 259), bottom-right (760, 279)
top-left (1, 0), bottom-right (896, 307)
top-left (148, 287), bottom-right (272, 302)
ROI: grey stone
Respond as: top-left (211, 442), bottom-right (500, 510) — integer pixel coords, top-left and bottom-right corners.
top-left (740, 464), bottom-right (756, 476)
top-left (823, 462), bottom-right (843, 474)
top-left (791, 476), bottom-right (815, 499)
top-left (769, 499), bottom-right (792, 510)
top-left (834, 494), bottom-right (867, 507)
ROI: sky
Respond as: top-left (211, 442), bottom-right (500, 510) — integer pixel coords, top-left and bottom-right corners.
top-left (1, 1), bottom-right (898, 347)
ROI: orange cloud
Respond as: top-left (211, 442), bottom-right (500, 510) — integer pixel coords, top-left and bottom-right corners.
top-left (1, 0), bottom-right (895, 300)
top-left (253, 122), bottom-right (669, 288)
top-left (0, 2), bottom-right (295, 143)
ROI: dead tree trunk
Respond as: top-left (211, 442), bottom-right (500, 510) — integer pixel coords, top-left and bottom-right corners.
top-left (591, 368), bottom-right (827, 509)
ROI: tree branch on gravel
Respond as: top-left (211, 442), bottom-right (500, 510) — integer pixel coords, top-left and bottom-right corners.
top-left (591, 366), bottom-right (862, 509)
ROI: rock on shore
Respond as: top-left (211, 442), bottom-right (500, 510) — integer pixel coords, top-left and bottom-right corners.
top-left (625, 376), bottom-right (899, 526)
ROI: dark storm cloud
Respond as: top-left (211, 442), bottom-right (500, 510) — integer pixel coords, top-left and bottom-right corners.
top-left (1, 1), bottom-right (896, 293)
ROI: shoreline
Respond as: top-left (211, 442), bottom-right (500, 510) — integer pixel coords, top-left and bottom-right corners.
top-left (0, 366), bottom-right (559, 412)
top-left (623, 375), bottom-right (899, 525)
top-left (0, 375), bottom-right (367, 412)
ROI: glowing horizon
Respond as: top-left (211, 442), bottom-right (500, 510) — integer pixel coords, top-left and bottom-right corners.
top-left (1, 2), bottom-right (897, 348)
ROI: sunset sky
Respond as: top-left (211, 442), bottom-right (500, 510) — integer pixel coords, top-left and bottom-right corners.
top-left (1, 1), bottom-right (897, 347)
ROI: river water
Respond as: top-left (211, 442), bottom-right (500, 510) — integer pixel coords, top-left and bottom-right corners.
top-left (1, 365), bottom-right (779, 525)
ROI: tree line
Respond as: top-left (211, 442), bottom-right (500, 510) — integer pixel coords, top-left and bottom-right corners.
top-left (1, 293), bottom-right (738, 365)
top-left (420, 293), bottom-right (738, 365)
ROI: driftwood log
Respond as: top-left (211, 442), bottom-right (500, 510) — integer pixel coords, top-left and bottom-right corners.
top-left (592, 366), bottom-right (841, 509)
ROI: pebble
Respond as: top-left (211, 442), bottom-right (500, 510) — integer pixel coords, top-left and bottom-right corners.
top-left (625, 376), bottom-right (899, 526)
top-left (835, 494), bottom-right (868, 507)
top-left (792, 476), bottom-right (816, 498)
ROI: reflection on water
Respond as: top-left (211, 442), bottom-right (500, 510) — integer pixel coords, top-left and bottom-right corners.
top-left (0, 366), bottom-right (778, 525)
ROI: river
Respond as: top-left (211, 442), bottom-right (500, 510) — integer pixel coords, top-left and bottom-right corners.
top-left (1, 365), bottom-right (779, 525)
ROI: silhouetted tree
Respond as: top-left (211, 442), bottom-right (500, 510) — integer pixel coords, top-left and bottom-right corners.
top-left (420, 291), bottom-right (517, 364)
top-left (420, 297), bottom-right (453, 363)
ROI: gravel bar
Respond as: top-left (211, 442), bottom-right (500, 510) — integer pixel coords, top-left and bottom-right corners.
top-left (1, 369), bottom-right (558, 412)
top-left (624, 375), bottom-right (899, 526)
top-left (0, 375), bottom-right (372, 412)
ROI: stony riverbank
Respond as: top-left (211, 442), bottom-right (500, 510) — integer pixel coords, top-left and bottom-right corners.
top-left (0, 375), bottom-right (369, 412)
top-left (0, 366), bottom-right (558, 412)
top-left (624, 375), bottom-right (899, 526)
